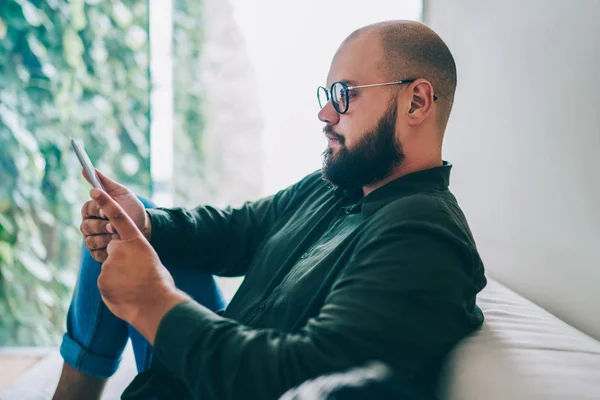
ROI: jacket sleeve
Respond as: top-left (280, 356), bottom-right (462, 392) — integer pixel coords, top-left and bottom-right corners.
top-left (152, 218), bottom-right (486, 399)
top-left (146, 183), bottom-right (297, 277)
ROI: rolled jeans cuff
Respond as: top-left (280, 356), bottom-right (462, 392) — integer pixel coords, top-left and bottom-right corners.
top-left (59, 332), bottom-right (122, 379)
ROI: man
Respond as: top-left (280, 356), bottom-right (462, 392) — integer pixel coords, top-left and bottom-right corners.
top-left (53, 20), bottom-right (486, 400)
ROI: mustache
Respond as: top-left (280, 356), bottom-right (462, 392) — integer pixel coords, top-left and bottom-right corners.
top-left (323, 126), bottom-right (345, 144)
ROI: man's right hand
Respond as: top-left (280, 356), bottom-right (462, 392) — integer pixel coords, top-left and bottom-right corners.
top-left (80, 169), bottom-right (151, 262)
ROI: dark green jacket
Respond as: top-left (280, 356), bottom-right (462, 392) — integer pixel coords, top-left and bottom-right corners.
top-left (122, 163), bottom-right (487, 400)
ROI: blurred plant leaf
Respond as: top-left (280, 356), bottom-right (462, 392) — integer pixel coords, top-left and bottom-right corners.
top-left (36, 286), bottom-right (56, 307)
top-left (29, 232), bottom-right (48, 259)
top-left (17, 0), bottom-right (44, 27)
top-left (70, 0), bottom-right (87, 30)
top-left (112, 3), bottom-right (133, 27)
top-left (26, 33), bottom-right (48, 61)
top-left (0, 16), bottom-right (7, 40)
top-left (0, 104), bottom-right (39, 153)
top-left (0, 241), bottom-right (14, 265)
top-left (0, 214), bottom-right (15, 236)
top-left (62, 29), bottom-right (84, 69)
top-left (36, 208), bottom-right (56, 226)
top-left (56, 268), bottom-right (77, 288)
top-left (15, 251), bottom-right (52, 282)
top-left (1, 0), bottom-right (153, 346)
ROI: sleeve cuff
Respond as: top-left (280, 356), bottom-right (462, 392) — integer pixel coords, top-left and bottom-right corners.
top-left (146, 208), bottom-right (178, 261)
top-left (153, 301), bottom-right (222, 375)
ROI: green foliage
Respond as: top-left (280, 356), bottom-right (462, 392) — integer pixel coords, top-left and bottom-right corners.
top-left (172, 0), bottom-right (209, 204)
top-left (0, 0), bottom-right (151, 345)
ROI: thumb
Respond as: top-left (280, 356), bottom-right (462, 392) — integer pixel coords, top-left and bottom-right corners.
top-left (90, 188), bottom-right (143, 241)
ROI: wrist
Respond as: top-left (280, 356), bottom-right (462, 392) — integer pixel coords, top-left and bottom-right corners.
top-left (142, 209), bottom-right (152, 241)
top-left (130, 287), bottom-right (191, 345)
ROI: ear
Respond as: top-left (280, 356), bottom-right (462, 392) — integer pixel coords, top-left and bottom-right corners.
top-left (406, 79), bottom-right (435, 127)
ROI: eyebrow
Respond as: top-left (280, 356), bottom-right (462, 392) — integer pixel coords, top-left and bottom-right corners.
top-left (340, 79), bottom-right (359, 86)
top-left (325, 79), bottom-right (359, 87)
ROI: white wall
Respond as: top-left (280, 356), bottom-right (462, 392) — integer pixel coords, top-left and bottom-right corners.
top-left (425, 0), bottom-right (600, 339)
top-left (230, 0), bottom-right (422, 195)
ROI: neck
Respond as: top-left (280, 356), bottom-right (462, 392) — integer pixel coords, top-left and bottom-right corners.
top-left (362, 153), bottom-right (443, 197)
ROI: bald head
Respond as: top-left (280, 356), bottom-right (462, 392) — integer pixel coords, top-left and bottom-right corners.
top-left (347, 21), bottom-right (457, 129)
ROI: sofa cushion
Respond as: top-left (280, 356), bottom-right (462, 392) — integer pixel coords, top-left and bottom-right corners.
top-left (437, 277), bottom-right (600, 400)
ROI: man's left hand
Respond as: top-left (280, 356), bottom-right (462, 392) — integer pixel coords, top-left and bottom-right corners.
top-left (89, 188), bottom-right (190, 344)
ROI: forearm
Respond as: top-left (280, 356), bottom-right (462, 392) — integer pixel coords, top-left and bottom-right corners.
top-left (146, 204), bottom-right (270, 276)
top-left (153, 302), bottom-right (347, 400)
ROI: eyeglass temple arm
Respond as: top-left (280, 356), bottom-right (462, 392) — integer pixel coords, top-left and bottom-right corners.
top-left (346, 80), bottom-right (415, 90)
top-left (347, 80), bottom-right (438, 101)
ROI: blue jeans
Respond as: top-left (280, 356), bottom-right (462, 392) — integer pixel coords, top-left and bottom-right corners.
top-left (60, 197), bottom-right (227, 378)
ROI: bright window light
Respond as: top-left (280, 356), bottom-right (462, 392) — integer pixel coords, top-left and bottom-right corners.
top-left (231, 0), bottom-right (423, 196)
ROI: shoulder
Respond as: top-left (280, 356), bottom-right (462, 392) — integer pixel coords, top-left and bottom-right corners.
top-left (373, 190), bottom-right (462, 227)
top-left (355, 189), bottom-right (484, 278)
top-left (361, 189), bottom-right (477, 250)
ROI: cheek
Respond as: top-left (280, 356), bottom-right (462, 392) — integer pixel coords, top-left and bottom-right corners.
top-left (336, 116), bottom-right (370, 148)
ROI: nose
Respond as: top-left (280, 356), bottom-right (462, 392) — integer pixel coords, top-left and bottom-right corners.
top-left (318, 100), bottom-right (340, 125)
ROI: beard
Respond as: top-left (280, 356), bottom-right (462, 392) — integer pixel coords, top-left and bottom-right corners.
top-left (321, 99), bottom-right (405, 192)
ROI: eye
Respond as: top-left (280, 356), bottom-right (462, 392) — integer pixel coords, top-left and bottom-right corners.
top-left (347, 90), bottom-right (358, 99)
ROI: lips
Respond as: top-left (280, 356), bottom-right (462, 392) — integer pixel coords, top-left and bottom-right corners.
top-left (326, 134), bottom-right (340, 147)
top-left (324, 126), bottom-right (344, 146)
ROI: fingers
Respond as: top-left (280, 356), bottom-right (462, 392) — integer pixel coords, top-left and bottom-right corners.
top-left (84, 233), bottom-right (120, 250)
top-left (81, 200), bottom-right (104, 219)
top-left (90, 249), bottom-right (108, 263)
top-left (90, 189), bottom-right (142, 241)
top-left (85, 233), bottom-right (120, 263)
top-left (81, 168), bottom-right (93, 186)
top-left (80, 218), bottom-right (116, 236)
top-left (85, 234), bottom-right (113, 250)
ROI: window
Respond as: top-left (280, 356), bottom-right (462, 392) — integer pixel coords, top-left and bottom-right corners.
top-left (0, 0), bottom-right (423, 344)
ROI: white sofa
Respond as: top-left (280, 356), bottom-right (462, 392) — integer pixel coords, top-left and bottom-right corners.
top-left (437, 277), bottom-right (600, 400)
top-left (5, 277), bottom-right (600, 399)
